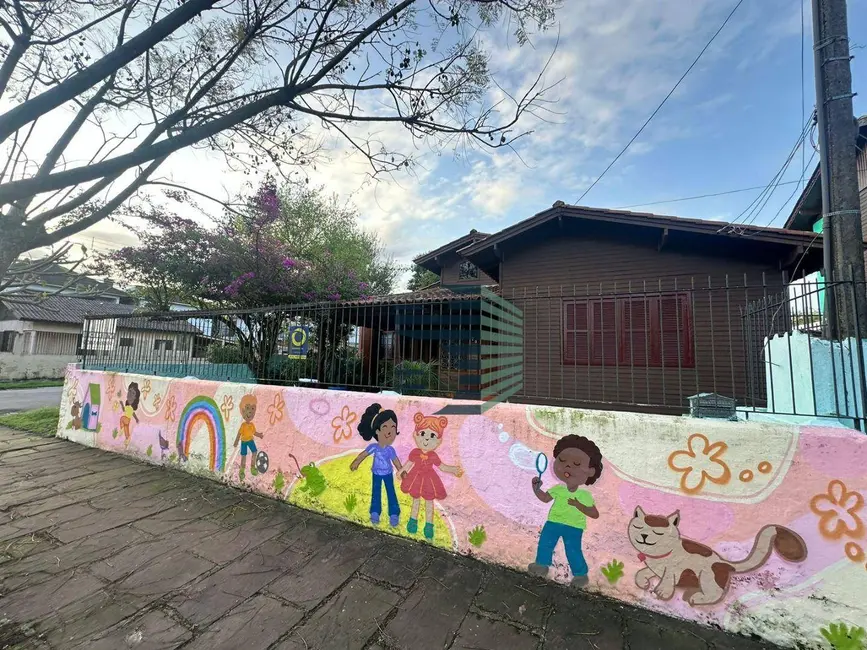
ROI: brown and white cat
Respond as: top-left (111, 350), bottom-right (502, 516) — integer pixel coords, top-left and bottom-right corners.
top-left (628, 506), bottom-right (808, 606)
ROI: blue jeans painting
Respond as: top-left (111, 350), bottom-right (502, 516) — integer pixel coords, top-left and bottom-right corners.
top-left (370, 473), bottom-right (400, 517)
top-left (535, 521), bottom-right (588, 576)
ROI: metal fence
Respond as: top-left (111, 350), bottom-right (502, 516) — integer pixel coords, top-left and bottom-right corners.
top-left (79, 275), bottom-right (867, 427)
top-left (80, 287), bottom-right (523, 414)
top-left (503, 274), bottom-right (867, 428)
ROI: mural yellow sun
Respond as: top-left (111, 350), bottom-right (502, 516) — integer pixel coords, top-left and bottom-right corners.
top-left (288, 453), bottom-right (454, 550)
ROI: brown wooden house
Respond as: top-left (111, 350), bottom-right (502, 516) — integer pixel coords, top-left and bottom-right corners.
top-left (413, 204), bottom-right (825, 413)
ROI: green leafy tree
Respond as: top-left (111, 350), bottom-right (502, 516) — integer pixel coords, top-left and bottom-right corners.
top-left (407, 265), bottom-right (439, 291)
top-left (0, 0), bottom-right (559, 286)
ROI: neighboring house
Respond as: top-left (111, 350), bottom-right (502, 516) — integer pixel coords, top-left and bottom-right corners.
top-left (398, 204), bottom-right (823, 413)
top-left (4, 261), bottom-right (134, 305)
top-left (784, 114), bottom-right (867, 255)
top-left (0, 295), bottom-right (200, 380)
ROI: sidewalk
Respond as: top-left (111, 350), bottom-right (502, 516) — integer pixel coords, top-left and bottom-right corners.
top-left (0, 426), bottom-right (779, 650)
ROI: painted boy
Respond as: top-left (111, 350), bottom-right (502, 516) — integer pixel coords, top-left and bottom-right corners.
top-left (529, 434), bottom-right (603, 587)
top-left (233, 394), bottom-right (264, 479)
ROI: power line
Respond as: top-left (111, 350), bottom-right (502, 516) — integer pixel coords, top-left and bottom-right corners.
top-left (574, 0), bottom-right (746, 204)
top-left (723, 112), bottom-right (814, 232)
top-left (613, 180), bottom-right (804, 210)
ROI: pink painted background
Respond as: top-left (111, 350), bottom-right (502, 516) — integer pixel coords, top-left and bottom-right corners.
top-left (57, 368), bottom-right (867, 648)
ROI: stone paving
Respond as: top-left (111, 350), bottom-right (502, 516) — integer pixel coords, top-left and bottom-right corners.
top-left (0, 426), bottom-right (781, 650)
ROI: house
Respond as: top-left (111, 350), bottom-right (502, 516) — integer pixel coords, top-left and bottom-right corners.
top-left (3, 261), bottom-right (134, 305)
top-left (403, 204), bottom-right (825, 413)
top-left (0, 295), bottom-right (200, 380)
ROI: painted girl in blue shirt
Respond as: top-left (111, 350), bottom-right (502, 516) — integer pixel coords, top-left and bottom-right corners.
top-left (350, 403), bottom-right (404, 527)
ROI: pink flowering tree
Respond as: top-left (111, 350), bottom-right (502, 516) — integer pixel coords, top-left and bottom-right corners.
top-left (95, 180), bottom-right (397, 377)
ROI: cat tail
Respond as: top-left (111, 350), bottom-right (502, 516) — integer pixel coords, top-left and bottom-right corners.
top-left (729, 525), bottom-right (808, 574)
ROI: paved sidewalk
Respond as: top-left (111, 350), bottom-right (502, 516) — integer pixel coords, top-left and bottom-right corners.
top-left (0, 427), bottom-right (779, 650)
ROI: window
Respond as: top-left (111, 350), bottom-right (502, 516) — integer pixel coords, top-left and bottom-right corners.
top-left (154, 339), bottom-right (174, 351)
top-left (118, 338), bottom-right (133, 348)
top-left (0, 331), bottom-right (14, 353)
top-left (563, 294), bottom-right (694, 368)
top-left (380, 331), bottom-right (396, 361)
top-left (458, 260), bottom-right (479, 280)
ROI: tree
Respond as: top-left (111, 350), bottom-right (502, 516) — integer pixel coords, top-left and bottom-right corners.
top-left (407, 264), bottom-right (438, 291)
top-left (95, 180), bottom-right (394, 375)
top-left (0, 0), bottom-right (559, 284)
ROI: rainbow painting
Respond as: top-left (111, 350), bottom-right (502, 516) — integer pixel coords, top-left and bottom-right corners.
top-left (176, 396), bottom-right (226, 473)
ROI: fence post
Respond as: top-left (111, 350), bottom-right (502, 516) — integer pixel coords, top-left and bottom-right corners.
top-left (847, 266), bottom-right (867, 432)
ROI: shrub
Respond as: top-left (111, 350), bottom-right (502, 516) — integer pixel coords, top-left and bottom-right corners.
top-left (207, 344), bottom-right (245, 364)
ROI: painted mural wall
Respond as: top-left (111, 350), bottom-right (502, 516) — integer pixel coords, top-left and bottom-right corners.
top-left (57, 367), bottom-right (867, 650)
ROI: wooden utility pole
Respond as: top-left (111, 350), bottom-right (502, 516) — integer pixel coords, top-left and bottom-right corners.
top-left (812, 0), bottom-right (867, 338)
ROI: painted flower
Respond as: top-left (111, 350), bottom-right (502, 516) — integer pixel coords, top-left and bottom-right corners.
top-left (267, 393), bottom-right (285, 425)
top-left (810, 480), bottom-right (865, 540)
top-left (164, 395), bottom-right (178, 423)
top-left (66, 376), bottom-right (80, 402)
top-left (141, 379), bottom-right (152, 400)
top-left (220, 394), bottom-right (234, 421)
top-left (152, 393), bottom-right (162, 411)
top-left (331, 405), bottom-right (358, 443)
top-left (667, 433), bottom-right (732, 494)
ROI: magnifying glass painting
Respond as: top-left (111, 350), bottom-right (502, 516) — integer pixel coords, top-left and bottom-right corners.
top-left (535, 452), bottom-right (548, 479)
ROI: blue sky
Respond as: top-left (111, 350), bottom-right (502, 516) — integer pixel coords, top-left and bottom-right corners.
top-left (71, 0), bottom-right (867, 288)
top-left (371, 0), bottom-right (867, 265)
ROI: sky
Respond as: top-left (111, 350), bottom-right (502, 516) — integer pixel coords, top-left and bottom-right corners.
top-left (65, 0), bottom-right (867, 289)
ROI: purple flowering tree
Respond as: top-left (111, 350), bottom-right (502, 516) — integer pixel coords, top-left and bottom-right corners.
top-left (96, 180), bottom-right (396, 377)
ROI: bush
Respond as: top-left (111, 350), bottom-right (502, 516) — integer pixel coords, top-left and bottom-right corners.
top-left (206, 344), bottom-right (245, 364)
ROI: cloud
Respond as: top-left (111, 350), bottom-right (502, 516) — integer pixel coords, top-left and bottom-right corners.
top-left (14, 0), bottom-right (806, 292)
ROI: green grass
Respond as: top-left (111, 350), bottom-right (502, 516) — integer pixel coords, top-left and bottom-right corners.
top-left (0, 379), bottom-right (64, 390)
top-left (0, 406), bottom-right (60, 436)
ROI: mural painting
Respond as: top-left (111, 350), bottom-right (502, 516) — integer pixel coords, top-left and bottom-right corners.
top-left (529, 434), bottom-right (602, 588)
top-left (56, 368), bottom-right (867, 649)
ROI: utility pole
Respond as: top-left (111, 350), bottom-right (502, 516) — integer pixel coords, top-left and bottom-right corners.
top-left (812, 0), bottom-right (867, 339)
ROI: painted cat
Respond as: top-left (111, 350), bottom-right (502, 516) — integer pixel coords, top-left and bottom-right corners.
top-left (628, 506), bottom-right (808, 606)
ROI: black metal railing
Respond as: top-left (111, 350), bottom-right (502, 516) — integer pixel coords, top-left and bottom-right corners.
top-left (80, 287), bottom-right (523, 412)
top-left (79, 275), bottom-right (867, 428)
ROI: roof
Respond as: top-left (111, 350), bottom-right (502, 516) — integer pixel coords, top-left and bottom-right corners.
top-left (413, 230), bottom-right (490, 272)
top-left (8, 262), bottom-right (129, 298)
top-left (784, 115), bottom-right (867, 230)
top-left (339, 285), bottom-right (499, 307)
top-left (0, 295), bottom-right (199, 333)
top-left (462, 203), bottom-right (825, 252)
top-left (458, 203), bottom-right (825, 281)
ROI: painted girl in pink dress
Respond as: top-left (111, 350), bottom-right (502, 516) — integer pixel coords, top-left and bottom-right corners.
top-left (400, 413), bottom-right (463, 540)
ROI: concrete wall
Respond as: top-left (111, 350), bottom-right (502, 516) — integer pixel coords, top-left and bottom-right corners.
top-left (765, 331), bottom-right (867, 421)
top-left (0, 353), bottom-right (77, 379)
top-left (57, 368), bottom-right (867, 649)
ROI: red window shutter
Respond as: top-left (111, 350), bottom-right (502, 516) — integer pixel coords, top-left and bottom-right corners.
top-left (563, 301), bottom-right (590, 365)
top-left (620, 298), bottom-right (651, 366)
top-left (590, 299), bottom-right (618, 366)
top-left (656, 294), bottom-right (694, 368)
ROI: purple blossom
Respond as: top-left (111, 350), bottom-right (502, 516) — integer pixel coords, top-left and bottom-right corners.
top-left (282, 257), bottom-right (297, 269)
top-left (254, 183), bottom-right (280, 223)
top-left (358, 281), bottom-right (369, 291)
top-left (327, 292), bottom-right (341, 301)
top-left (302, 291), bottom-right (316, 301)
top-left (223, 271), bottom-right (255, 297)
top-left (348, 270), bottom-right (356, 280)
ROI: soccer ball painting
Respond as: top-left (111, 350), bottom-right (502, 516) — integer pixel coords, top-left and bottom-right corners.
top-left (255, 450), bottom-right (269, 474)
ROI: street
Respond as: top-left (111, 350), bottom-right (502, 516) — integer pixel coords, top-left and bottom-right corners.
top-left (0, 387), bottom-right (62, 414)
